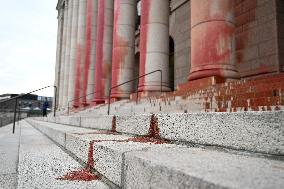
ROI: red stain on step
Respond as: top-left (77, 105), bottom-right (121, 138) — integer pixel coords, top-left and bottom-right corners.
top-left (73, 130), bottom-right (118, 136)
top-left (112, 116), bottom-right (117, 132)
top-left (126, 136), bottom-right (168, 144)
top-left (57, 141), bottom-right (99, 181)
top-left (148, 114), bottom-right (160, 138)
top-left (56, 169), bottom-right (99, 181)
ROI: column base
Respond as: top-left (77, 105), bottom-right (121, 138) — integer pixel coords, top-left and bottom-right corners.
top-left (188, 67), bottom-right (240, 81)
top-left (178, 76), bottom-right (228, 91)
top-left (92, 98), bottom-right (105, 105)
top-left (138, 85), bottom-right (171, 93)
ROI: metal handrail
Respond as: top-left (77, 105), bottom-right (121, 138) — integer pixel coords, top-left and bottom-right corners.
top-left (0, 85), bottom-right (57, 134)
top-left (67, 90), bottom-right (101, 115)
top-left (107, 70), bottom-right (162, 115)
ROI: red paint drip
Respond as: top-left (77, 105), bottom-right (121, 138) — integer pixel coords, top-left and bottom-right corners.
top-left (112, 116), bottom-right (117, 132)
top-left (148, 114), bottom-right (160, 138)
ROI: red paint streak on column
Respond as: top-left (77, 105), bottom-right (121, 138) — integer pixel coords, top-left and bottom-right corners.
top-left (139, 0), bottom-right (151, 90)
top-left (189, 0), bottom-right (239, 81)
top-left (111, 0), bottom-right (130, 98)
top-left (74, 45), bottom-right (82, 107)
top-left (93, 0), bottom-right (105, 104)
top-left (192, 23), bottom-right (233, 68)
top-left (82, 0), bottom-right (93, 105)
top-left (111, 0), bottom-right (120, 95)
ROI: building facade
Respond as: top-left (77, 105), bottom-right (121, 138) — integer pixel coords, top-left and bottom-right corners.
top-left (54, 0), bottom-right (284, 110)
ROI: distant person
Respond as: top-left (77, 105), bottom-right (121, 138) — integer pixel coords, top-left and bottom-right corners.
top-left (42, 98), bottom-right (49, 117)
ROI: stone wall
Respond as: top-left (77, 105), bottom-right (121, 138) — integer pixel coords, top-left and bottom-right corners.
top-left (235, 0), bottom-right (279, 77)
top-left (277, 0), bottom-right (284, 71)
top-left (170, 0), bottom-right (190, 89)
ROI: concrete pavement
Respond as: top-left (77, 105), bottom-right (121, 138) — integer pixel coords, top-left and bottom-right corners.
top-left (0, 121), bottom-right (111, 189)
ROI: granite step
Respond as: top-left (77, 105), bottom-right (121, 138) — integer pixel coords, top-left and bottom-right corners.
top-left (27, 118), bottom-right (284, 189)
top-left (36, 110), bottom-right (284, 156)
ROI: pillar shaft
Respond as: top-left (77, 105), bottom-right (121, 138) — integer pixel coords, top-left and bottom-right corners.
top-left (58, 2), bottom-right (69, 109)
top-left (54, 7), bottom-right (64, 110)
top-left (93, 0), bottom-right (114, 103)
top-left (83, 0), bottom-right (98, 104)
top-left (139, 0), bottom-right (170, 92)
top-left (111, 0), bottom-right (136, 99)
top-left (62, 0), bottom-right (73, 108)
top-left (67, 0), bottom-right (79, 107)
top-left (73, 0), bottom-right (87, 106)
top-left (189, 0), bottom-right (239, 81)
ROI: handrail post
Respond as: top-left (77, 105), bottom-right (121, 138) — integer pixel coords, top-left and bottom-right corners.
top-left (136, 83), bottom-right (139, 104)
top-left (160, 70), bottom-right (163, 96)
top-left (12, 98), bottom-right (18, 134)
top-left (107, 88), bottom-right (111, 115)
top-left (67, 102), bottom-right (70, 115)
top-left (53, 86), bottom-right (57, 117)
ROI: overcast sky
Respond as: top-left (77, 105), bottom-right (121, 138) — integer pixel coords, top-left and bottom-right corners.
top-left (0, 0), bottom-right (58, 97)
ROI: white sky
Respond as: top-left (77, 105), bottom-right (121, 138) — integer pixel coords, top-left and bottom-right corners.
top-left (0, 0), bottom-right (58, 97)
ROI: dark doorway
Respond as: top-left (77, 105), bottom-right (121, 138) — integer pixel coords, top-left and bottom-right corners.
top-left (169, 36), bottom-right (175, 91)
top-left (134, 53), bottom-right (140, 92)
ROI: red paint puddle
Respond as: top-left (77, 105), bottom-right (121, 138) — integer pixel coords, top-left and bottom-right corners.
top-left (57, 169), bottom-right (100, 181)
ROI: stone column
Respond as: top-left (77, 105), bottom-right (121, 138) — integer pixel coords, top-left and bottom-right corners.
top-left (58, 1), bottom-right (69, 109)
top-left (73, 0), bottom-right (87, 107)
top-left (83, 0), bottom-right (98, 103)
top-left (138, 0), bottom-right (170, 92)
top-left (62, 0), bottom-right (73, 109)
top-left (111, 0), bottom-right (136, 99)
top-left (188, 0), bottom-right (239, 81)
top-left (93, 0), bottom-right (114, 104)
top-left (67, 0), bottom-right (79, 107)
top-left (54, 5), bottom-right (64, 110)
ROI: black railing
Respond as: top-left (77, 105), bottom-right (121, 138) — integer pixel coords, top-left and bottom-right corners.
top-left (67, 90), bottom-right (101, 115)
top-left (0, 85), bottom-right (57, 134)
top-left (107, 70), bottom-right (162, 115)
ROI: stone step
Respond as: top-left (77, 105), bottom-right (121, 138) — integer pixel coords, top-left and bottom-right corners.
top-left (27, 119), bottom-right (284, 189)
top-left (37, 110), bottom-right (284, 156)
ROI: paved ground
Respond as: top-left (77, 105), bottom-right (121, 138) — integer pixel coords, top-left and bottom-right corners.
top-left (0, 121), bottom-right (110, 189)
